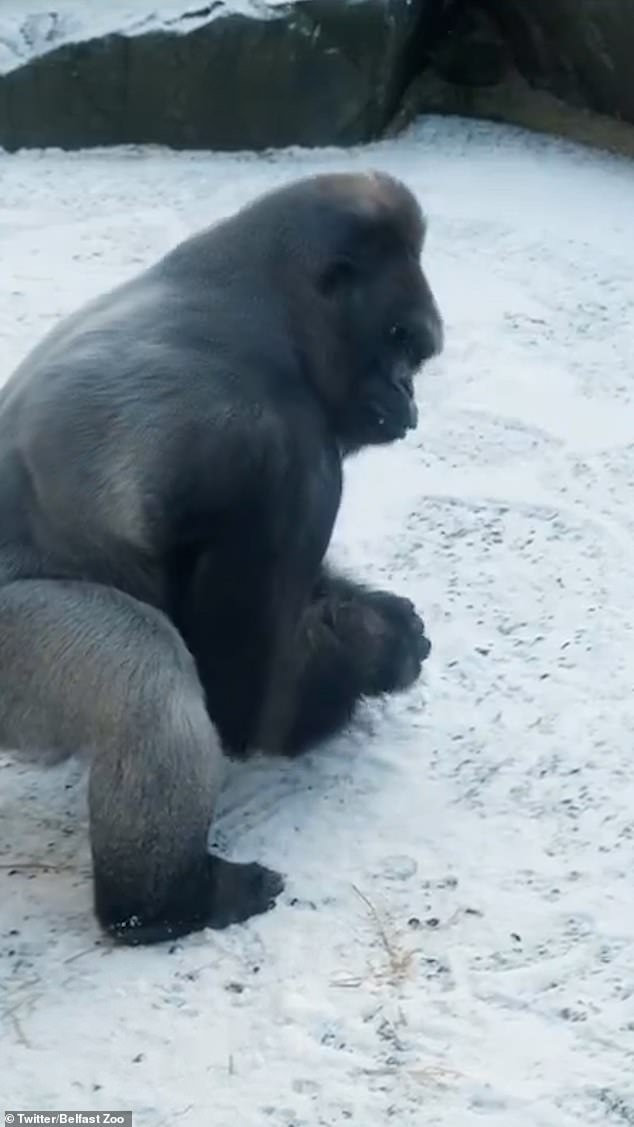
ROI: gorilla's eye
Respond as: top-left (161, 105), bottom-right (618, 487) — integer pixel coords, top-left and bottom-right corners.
top-left (389, 322), bottom-right (425, 370)
top-left (389, 324), bottom-right (411, 350)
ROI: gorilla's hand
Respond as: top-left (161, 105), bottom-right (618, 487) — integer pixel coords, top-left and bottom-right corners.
top-left (313, 577), bottom-right (431, 698)
top-left (279, 575), bottom-right (431, 756)
top-left (358, 589), bottom-right (431, 695)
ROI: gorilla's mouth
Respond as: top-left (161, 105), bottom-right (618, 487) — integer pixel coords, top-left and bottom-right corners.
top-left (372, 397), bottom-right (417, 438)
top-left (367, 369), bottom-right (419, 440)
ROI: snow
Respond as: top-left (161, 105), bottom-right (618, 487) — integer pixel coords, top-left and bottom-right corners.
top-left (1, 116), bottom-right (634, 1124)
top-left (0, 0), bottom-right (289, 74)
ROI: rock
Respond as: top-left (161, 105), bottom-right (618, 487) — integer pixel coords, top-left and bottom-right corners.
top-left (386, 68), bottom-right (634, 161)
top-left (0, 0), bottom-right (431, 152)
top-left (388, 1), bottom-right (634, 155)
top-left (480, 0), bottom-right (634, 126)
top-left (429, 4), bottom-right (510, 89)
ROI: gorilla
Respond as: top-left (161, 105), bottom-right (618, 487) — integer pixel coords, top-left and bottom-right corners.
top-left (0, 170), bottom-right (443, 945)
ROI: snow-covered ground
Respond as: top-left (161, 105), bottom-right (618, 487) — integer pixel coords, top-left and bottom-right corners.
top-left (1, 117), bottom-right (634, 1124)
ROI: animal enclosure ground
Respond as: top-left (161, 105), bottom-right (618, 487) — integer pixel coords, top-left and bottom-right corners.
top-left (1, 117), bottom-right (634, 1125)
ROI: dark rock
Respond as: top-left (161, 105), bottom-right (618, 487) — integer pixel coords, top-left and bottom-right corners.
top-left (0, 1), bottom-right (432, 152)
top-left (479, 0), bottom-right (634, 125)
top-left (431, 4), bottom-right (509, 88)
top-left (388, 0), bottom-right (634, 156)
top-left (387, 65), bottom-right (634, 161)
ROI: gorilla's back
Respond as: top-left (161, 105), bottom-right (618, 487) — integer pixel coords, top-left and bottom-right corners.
top-left (0, 238), bottom-right (306, 607)
top-left (0, 266), bottom-right (202, 599)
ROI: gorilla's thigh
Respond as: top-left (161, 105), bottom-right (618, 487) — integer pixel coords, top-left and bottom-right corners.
top-left (0, 579), bottom-right (281, 943)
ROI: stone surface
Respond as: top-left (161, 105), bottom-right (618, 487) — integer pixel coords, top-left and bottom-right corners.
top-left (388, 69), bottom-right (634, 161)
top-left (0, 1), bottom-right (430, 152)
top-left (427, 3), bottom-right (510, 89)
top-left (387, 0), bottom-right (634, 158)
top-left (1, 0), bottom-right (633, 158)
top-left (479, 0), bottom-right (634, 125)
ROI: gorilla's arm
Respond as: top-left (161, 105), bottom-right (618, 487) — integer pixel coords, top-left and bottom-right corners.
top-left (173, 441), bottom-right (343, 759)
top-left (183, 558), bottom-right (430, 759)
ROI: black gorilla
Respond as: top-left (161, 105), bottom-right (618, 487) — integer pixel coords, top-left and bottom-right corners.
top-left (0, 171), bottom-right (443, 944)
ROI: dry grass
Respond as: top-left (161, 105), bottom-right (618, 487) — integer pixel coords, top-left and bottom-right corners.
top-left (331, 884), bottom-right (418, 990)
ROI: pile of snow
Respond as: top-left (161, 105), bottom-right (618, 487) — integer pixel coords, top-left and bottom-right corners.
top-left (1, 117), bottom-right (634, 1125)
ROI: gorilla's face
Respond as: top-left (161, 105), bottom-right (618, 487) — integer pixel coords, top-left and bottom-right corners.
top-left (354, 250), bottom-right (443, 447)
top-left (325, 218), bottom-right (444, 452)
top-left (283, 170), bottom-right (443, 454)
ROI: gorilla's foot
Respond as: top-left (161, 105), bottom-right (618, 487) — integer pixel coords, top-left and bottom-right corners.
top-left (98, 855), bottom-right (285, 946)
top-left (208, 856), bottom-right (285, 928)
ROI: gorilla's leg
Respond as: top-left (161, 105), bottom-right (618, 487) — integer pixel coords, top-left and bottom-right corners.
top-left (280, 570), bottom-right (431, 756)
top-left (0, 580), bottom-right (283, 944)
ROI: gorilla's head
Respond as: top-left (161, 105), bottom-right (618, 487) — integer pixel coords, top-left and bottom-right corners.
top-left (276, 171), bottom-right (444, 453)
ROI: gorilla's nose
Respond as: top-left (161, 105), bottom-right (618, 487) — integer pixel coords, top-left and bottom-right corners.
top-left (421, 307), bottom-right (444, 361)
top-left (408, 306), bottom-right (444, 368)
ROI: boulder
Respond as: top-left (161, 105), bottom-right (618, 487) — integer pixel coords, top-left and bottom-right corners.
top-left (472, 0), bottom-right (634, 126)
top-left (387, 0), bottom-right (634, 156)
top-left (0, 0), bottom-right (431, 152)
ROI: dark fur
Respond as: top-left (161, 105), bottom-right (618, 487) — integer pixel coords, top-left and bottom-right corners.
top-left (0, 171), bottom-right (443, 944)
